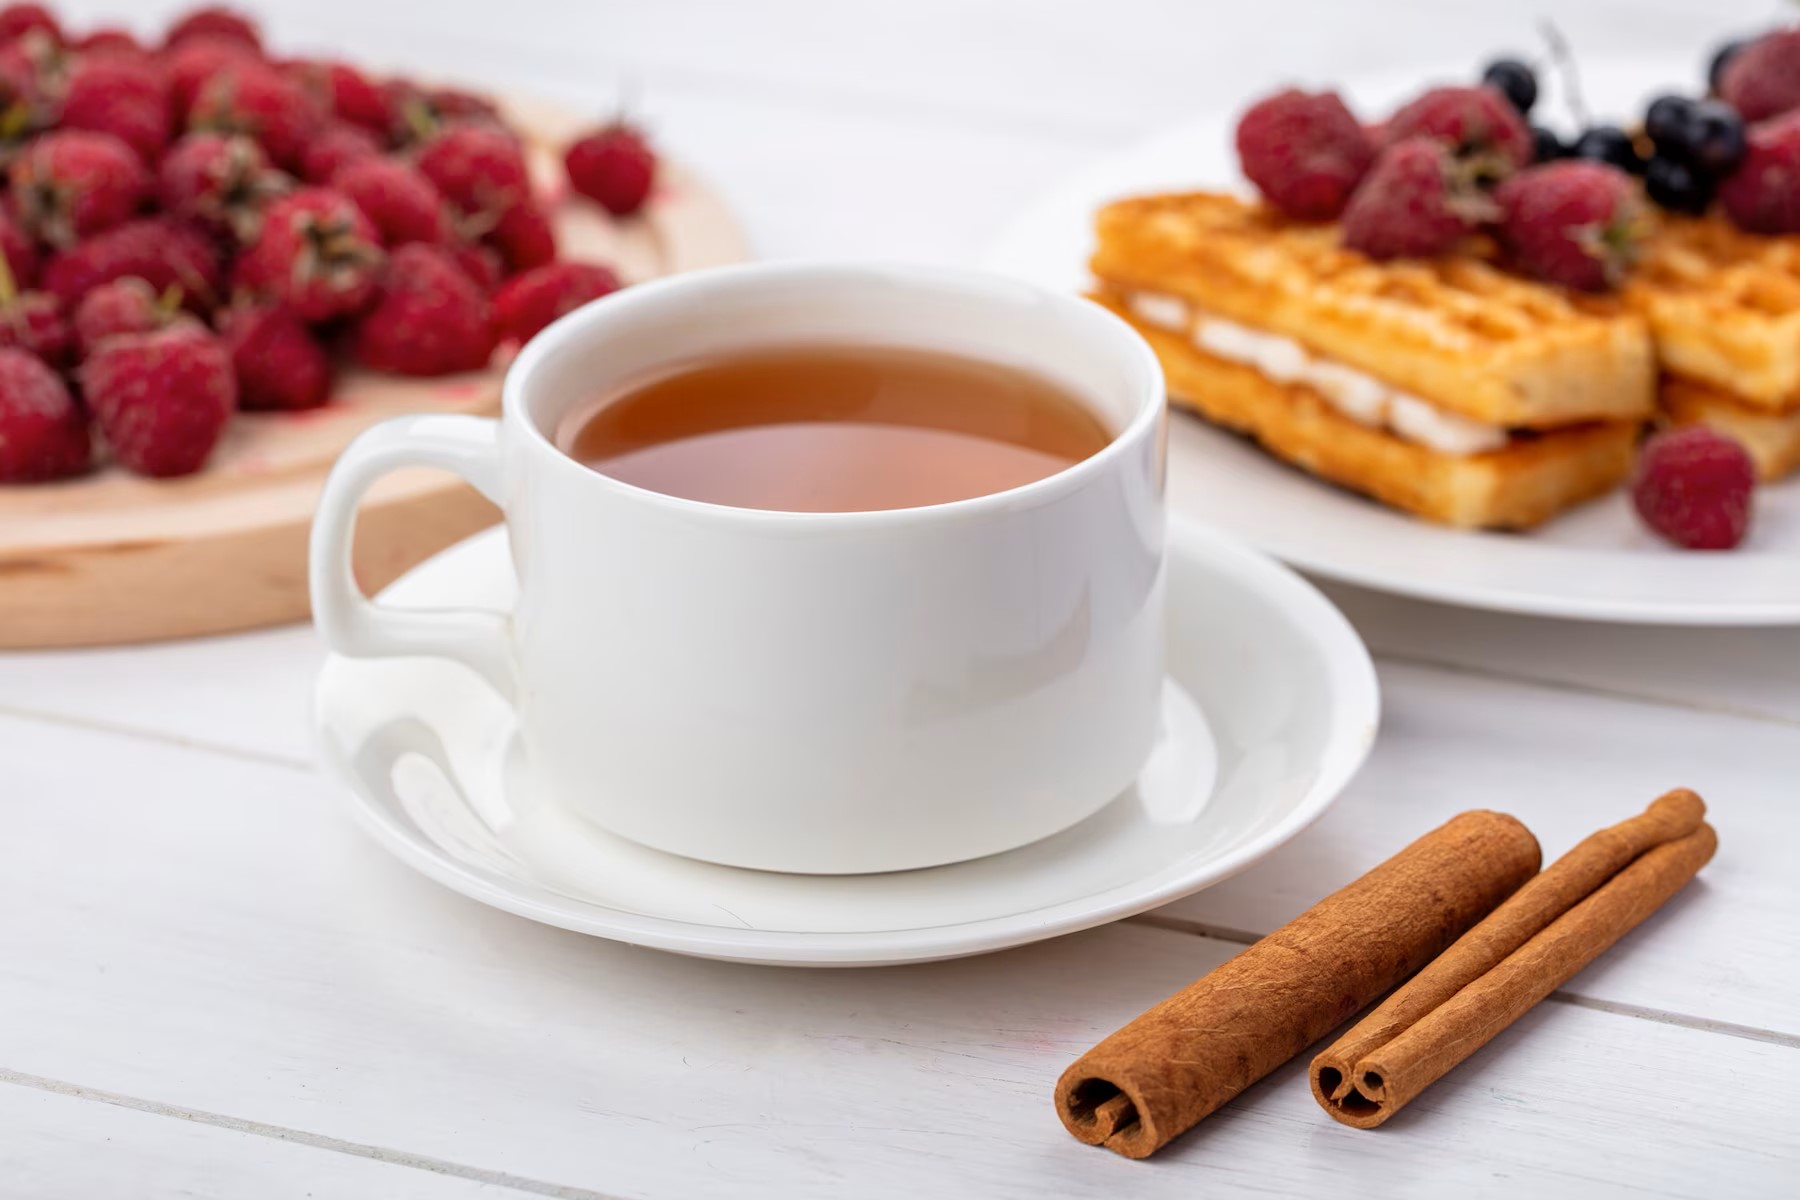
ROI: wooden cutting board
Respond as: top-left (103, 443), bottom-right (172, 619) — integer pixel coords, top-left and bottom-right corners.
top-left (0, 99), bottom-right (748, 649)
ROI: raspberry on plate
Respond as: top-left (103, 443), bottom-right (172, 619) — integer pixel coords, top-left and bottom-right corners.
top-left (1382, 84), bottom-right (1533, 174)
top-left (0, 284), bottom-right (70, 367)
top-left (333, 157), bottom-right (450, 248)
top-left (354, 242), bottom-right (497, 376)
top-left (42, 216), bottom-right (225, 312)
top-left (286, 58), bottom-right (393, 135)
top-left (0, 346), bottom-right (88, 482)
top-left (165, 35), bottom-right (260, 119)
top-left (58, 53), bottom-right (172, 166)
top-left (72, 277), bottom-right (172, 359)
top-left (216, 300), bottom-right (332, 410)
top-left (187, 62), bottom-right (324, 171)
top-left (1719, 28), bottom-right (1800, 122)
top-left (158, 132), bottom-right (284, 242)
top-left (9, 130), bottom-right (151, 247)
top-left (299, 122), bottom-right (383, 185)
top-left (1718, 110), bottom-right (1800, 234)
top-left (236, 187), bottom-right (384, 321)
top-left (486, 199), bottom-right (557, 272)
top-left (83, 323), bottom-right (237, 477)
top-left (1341, 137), bottom-right (1491, 259)
top-left (1494, 161), bottom-right (1646, 291)
top-left (564, 121), bottom-right (658, 217)
top-left (415, 122), bottom-right (531, 219)
top-left (1233, 89), bottom-right (1373, 221)
top-left (1632, 426), bottom-right (1756, 550)
top-left (163, 5), bottom-right (262, 53)
top-left (493, 260), bottom-right (621, 343)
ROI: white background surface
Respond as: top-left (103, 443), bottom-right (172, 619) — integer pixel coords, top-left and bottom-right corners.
top-left (4, 1), bottom-right (1798, 1196)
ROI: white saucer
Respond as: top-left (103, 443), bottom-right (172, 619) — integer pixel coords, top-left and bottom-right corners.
top-left (983, 57), bottom-right (1800, 626)
top-left (314, 520), bottom-right (1378, 966)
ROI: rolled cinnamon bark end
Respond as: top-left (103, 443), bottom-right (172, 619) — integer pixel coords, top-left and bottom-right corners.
top-left (1314, 804), bottom-right (1717, 1130)
top-left (1054, 810), bottom-right (1541, 1158)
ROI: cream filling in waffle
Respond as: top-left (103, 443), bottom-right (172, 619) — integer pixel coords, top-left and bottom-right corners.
top-left (1123, 290), bottom-right (1510, 457)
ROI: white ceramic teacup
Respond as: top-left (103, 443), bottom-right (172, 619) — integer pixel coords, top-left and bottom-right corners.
top-left (311, 264), bottom-right (1167, 874)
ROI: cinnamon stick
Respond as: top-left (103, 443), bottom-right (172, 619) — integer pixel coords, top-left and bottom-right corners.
top-left (1054, 810), bottom-right (1540, 1158)
top-left (1311, 789), bottom-right (1716, 1129)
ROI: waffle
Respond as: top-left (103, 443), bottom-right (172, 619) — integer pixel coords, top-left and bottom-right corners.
top-left (1092, 192), bottom-right (1657, 429)
top-left (1627, 215), bottom-right (1800, 414)
top-left (1098, 293), bottom-right (1638, 530)
top-left (1662, 375), bottom-right (1800, 480)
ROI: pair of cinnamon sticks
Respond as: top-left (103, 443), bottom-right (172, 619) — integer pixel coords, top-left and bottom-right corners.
top-left (1055, 790), bottom-right (1716, 1159)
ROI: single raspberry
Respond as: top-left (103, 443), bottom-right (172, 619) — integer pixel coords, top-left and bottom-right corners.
top-left (159, 131), bottom-right (284, 241)
top-left (1495, 161), bottom-right (1647, 291)
top-left (486, 200), bottom-right (556, 272)
top-left (493, 261), bottom-right (620, 343)
top-left (84, 322), bottom-right (235, 476)
top-left (164, 34), bottom-right (258, 119)
top-left (564, 121), bottom-right (657, 217)
top-left (59, 53), bottom-right (172, 166)
top-left (1718, 110), bottom-right (1800, 234)
top-left (216, 300), bottom-right (331, 410)
top-left (43, 216), bottom-right (225, 311)
top-left (72, 277), bottom-right (178, 358)
top-left (415, 122), bottom-right (530, 218)
top-left (1719, 30), bottom-right (1800, 123)
top-left (0, 247), bottom-right (70, 367)
top-left (0, 4), bottom-right (56, 44)
top-left (0, 346), bottom-right (86, 480)
top-left (188, 61), bottom-right (323, 171)
top-left (1234, 89), bottom-right (1374, 221)
top-left (0, 209), bottom-right (38, 287)
top-left (1383, 85), bottom-right (1533, 175)
top-left (9, 131), bottom-right (151, 247)
top-left (447, 240), bottom-right (503, 292)
top-left (73, 27), bottom-right (143, 57)
top-left (235, 187), bottom-right (383, 320)
top-left (287, 58), bottom-right (392, 134)
top-left (1341, 138), bottom-right (1493, 259)
top-left (354, 243), bottom-right (496, 375)
top-left (1632, 426), bottom-right (1756, 550)
top-left (299, 121), bottom-right (382, 184)
top-left (332, 157), bottom-right (449, 247)
top-left (163, 6), bottom-right (262, 52)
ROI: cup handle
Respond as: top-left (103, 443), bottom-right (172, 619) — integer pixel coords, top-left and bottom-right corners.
top-left (309, 413), bottom-right (518, 702)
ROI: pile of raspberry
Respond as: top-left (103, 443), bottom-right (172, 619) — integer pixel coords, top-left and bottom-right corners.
top-left (0, 3), bottom-right (656, 483)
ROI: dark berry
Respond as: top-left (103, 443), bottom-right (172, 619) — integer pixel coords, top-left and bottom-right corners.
top-left (1645, 156), bottom-right (1713, 215)
top-left (1708, 37), bottom-right (1751, 95)
top-left (1531, 125), bottom-right (1567, 163)
top-left (1644, 94), bottom-right (1697, 153)
top-left (1572, 125), bottom-right (1645, 174)
top-left (1687, 99), bottom-right (1747, 177)
top-left (1481, 58), bottom-right (1538, 115)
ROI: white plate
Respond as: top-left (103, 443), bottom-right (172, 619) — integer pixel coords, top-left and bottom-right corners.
top-left (984, 58), bottom-right (1800, 625)
top-left (313, 520), bottom-right (1378, 967)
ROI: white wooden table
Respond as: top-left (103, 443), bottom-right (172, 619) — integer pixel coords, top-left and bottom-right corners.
top-left (6, 2), bottom-right (1798, 1195)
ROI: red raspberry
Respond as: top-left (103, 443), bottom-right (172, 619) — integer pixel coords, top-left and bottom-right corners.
top-left (0, 209), bottom-right (38, 287)
top-left (487, 200), bottom-right (556, 272)
top-left (448, 240), bottom-right (504, 293)
top-left (73, 28), bottom-right (143, 57)
top-left (1632, 426), bottom-right (1756, 550)
top-left (164, 35), bottom-right (258, 119)
top-left (216, 300), bottom-right (331, 410)
top-left (72, 277), bottom-right (171, 358)
top-left (0, 4), bottom-right (56, 45)
top-left (564, 122), bottom-right (657, 217)
top-left (236, 187), bottom-right (383, 321)
top-left (1341, 138), bottom-right (1491, 260)
top-left (164, 6), bottom-right (262, 53)
top-left (287, 58), bottom-right (392, 134)
top-left (354, 243), bottom-right (496, 375)
top-left (1718, 110), bottom-right (1800, 234)
top-left (84, 323), bottom-right (235, 476)
top-left (415, 122), bottom-right (530, 218)
top-left (188, 62), bottom-right (323, 171)
top-left (1383, 85), bottom-right (1533, 173)
top-left (493, 261), bottom-right (620, 343)
top-left (1494, 161), bottom-right (1646, 291)
top-left (0, 346), bottom-right (87, 481)
top-left (9, 131), bottom-right (151, 247)
top-left (159, 132), bottom-right (284, 241)
top-left (59, 53), bottom-right (172, 166)
top-left (299, 121), bottom-right (383, 184)
top-left (332, 157), bottom-right (449, 247)
top-left (1719, 30), bottom-right (1800, 123)
top-left (0, 289), bottom-right (69, 366)
top-left (43, 216), bottom-right (225, 311)
top-left (1234, 89), bottom-right (1374, 221)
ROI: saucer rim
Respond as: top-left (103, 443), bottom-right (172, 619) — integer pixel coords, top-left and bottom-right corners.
top-left (315, 518), bottom-right (1379, 965)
